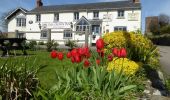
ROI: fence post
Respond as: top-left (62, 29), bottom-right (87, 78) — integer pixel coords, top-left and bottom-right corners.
top-left (15, 30), bottom-right (19, 38)
top-left (48, 29), bottom-right (51, 41)
top-left (85, 29), bottom-right (88, 47)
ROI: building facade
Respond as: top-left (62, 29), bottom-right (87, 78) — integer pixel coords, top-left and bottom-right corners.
top-left (6, 0), bottom-right (141, 45)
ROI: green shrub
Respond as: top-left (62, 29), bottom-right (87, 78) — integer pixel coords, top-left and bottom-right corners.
top-left (38, 41), bottom-right (45, 45)
top-left (28, 41), bottom-right (37, 50)
top-left (46, 40), bottom-right (59, 52)
top-left (0, 58), bottom-right (42, 99)
top-left (65, 39), bottom-right (77, 50)
top-left (148, 34), bottom-right (170, 46)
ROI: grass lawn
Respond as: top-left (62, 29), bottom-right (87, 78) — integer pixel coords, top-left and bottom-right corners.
top-left (0, 50), bottom-right (74, 89)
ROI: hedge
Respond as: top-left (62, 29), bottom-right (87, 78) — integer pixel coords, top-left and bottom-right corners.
top-left (148, 34), bottom-right (170, 46)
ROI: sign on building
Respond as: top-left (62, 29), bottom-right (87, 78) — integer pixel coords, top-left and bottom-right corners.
top-left (42, 22), bottom-right (71, 29)
top-left (128, 13), bottom-right (139, 21)
top-left (103, 14), bottom-right (112, 22)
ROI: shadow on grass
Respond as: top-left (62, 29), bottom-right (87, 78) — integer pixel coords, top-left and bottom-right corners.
top-left (143, 65), bottom-right (170, 96)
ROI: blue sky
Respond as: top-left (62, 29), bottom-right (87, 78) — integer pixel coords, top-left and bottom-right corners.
top-left (0, 0), bottom-right (170, 32)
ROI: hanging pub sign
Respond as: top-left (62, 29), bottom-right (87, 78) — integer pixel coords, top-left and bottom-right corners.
top-left (41, 22), bottom-right (72, 29)
top-left (103, 14), bottom-right (112, 22)
top-left (128, 13), bottom-right (139, 21)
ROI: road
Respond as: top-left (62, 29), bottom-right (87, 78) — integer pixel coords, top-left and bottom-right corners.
top-left (158, 46), bottom-right (170, 77)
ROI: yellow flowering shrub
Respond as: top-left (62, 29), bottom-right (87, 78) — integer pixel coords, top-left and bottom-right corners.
top-left (103, 31), bottom-right (153, 50)
top-left (103, 31), bottom-right (158, 64)
top-left (107, 58), bottom-right (141, 75)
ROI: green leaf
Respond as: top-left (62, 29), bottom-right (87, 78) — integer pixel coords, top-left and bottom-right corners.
top-left (119, 85), bottom-right (136, 93)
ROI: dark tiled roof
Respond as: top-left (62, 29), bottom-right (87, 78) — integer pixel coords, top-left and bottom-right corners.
top-left (5, 7), bottom-right (28, 19)
top-left (28, 1), bottom-right (141, 14)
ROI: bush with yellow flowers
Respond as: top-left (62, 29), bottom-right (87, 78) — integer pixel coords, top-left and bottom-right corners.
top-left (103, 31), bottom-right (158, 67)
top-left (107, 58), bottom-right (141, 75)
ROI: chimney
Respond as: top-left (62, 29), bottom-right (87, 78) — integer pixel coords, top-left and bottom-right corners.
top-left (132, 0), bottom-right (140, 3)
top-left (36, 0), bottom-right (43, 8)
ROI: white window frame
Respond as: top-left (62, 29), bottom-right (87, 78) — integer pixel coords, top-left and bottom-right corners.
top-left (93, 11), bottom-right (99, 19)
top-left (117, 10), bottom-right (125, 18)
top-left (63, 30), bottom-right (72, 39)
top-left (16, 18), bottom-right (26, 27)
top-left (40, 30), bottom-right (48, 39)
top-left (54, 13), bottom-right (59, 21)
top-left (74, 12), bottom-right (79, 21)
top-left (36, 14), bottom-right (41, 22)
top-left (114, 26), bottom-right (127, 31)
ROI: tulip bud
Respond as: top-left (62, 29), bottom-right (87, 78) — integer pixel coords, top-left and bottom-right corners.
top-left (84, 59), bottom-right (90, 68)
top-left (50, 50), bottom-right (57, 59)
top-left (107, 54), bottom-right (113, 61)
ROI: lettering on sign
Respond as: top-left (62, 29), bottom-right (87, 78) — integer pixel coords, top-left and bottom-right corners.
top-left (128, 13), bottom-right (139, 21)
top-left (42, 22), bottom-right (72, 29)
top-left (103, 14), bottom-right (112, 22)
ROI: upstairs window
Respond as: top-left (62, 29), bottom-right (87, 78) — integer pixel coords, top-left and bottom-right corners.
top-left (114, 26), bottom-right (127, 31)
top-left (64, 30), bottom-right (72, 39)
top-left (93, 11), bottom-right (99, 19)
top-left (36, 14), bottom-right (41, 22)
top-left (16, 18), bottom-right (26, 27)
top-left (74, 12), bottom-right (79, 20)
top-left (117, 10), bottom-right (124, 18)
top-left (54, 13), bottom-right (59, 21)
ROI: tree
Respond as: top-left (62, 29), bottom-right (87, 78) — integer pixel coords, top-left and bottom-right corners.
top-left (158, 14), bottom-right (170, 28)
top-left (0, 9), bottom-right (15, 32)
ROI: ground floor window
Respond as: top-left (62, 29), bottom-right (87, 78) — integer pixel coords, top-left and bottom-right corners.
top-left (92, 25), bottom-right (100, 35)
top-left (114, 26), bottom-right (127, 31)
top-left (41, 30), bottom-right (48, 39)
top-left (64, 30), bottom-right (72, 39)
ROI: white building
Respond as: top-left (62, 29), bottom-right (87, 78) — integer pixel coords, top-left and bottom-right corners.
top-left (6, 0), bottom-right (141, 45)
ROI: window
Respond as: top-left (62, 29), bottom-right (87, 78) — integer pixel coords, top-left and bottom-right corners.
top-left (64, 30), bottom-right (72, 39)
top-left (74, 12), bottom-right (79, 20)
top-left (117, 10), bottom-right (124, 18)
top-left (76, 19), bottom-right (90, 32)
top-left (114, 26), bottom-right (127, 31)
top-left (93, 11), bottom-right (99, 19)
top-left (36, 14), bottom-right (41, 22)
top-left (41, 30), bottom-right (48, 38)
top-left (16, 18), bottom-right (26, 27)
top-left (92, 25), bottom-right (100, 35)
top-left (54, 13), bottom-right (59, 21)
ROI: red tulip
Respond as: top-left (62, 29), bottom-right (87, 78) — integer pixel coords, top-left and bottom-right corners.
top-left (112, 48), bottom-right (118, 56)
top-left (96, 38), bottom-right (104, 49)
top-left (117, 50), bottom-right (121, 58)
top-left (57, 52), bottom-right (64, 60)
top-left (71, 49), bottom-right (77, 56)
top-left (78, 48), bottom-right (85, 56)
top-left (96, 59), bottom-right (100, 65)
top-left (120, 48), bottom-right (127, 58)
top-left (108, 54), bottom-right (113, 61)
top-left (71, 57), bottom-right (75, 63)
top-left (84, 59), bottom-right (90, 68)
top-left (66, 52), bottom-right (72, 58)
top-left (74, 55), bottom-right (81, 63)
top-left (50, 50), bottom-right (57, 59)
